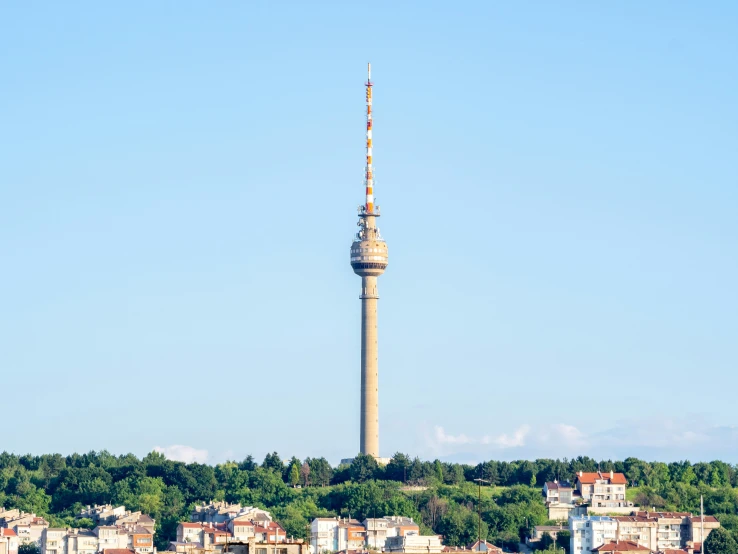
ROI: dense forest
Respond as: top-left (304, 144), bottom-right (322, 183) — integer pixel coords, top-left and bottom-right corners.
top-left (3, 452), bottom-right (738, 552)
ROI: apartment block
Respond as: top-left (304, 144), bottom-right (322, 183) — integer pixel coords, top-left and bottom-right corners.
top-left (311, 519), bottom-right (339, 554)
top-left (385, 536), bottom-right (442, 554)
top-left (689, 515), bottom-right (720, 547)
top-left (363, 519), bottom-right (388, 550)
top-left (191, 503), bottom-right (271, 526)
top-left (312, 517), bottom-right (423, 554)
top-left (176, 521), bottom-right (285, 552)
top-left (575, 472), bottom-right (631, 511)
top-left (570, 516), bottom-right (617, 554)
top-left (77, 506), bottom-right (155, 536)
top-left (0, 511), bottom-right (49, 547)
top-left (544, 481), bottom-right (575, 505)
top-left (0, 529), bottom-right (19, 554)
top-left (363, 517), bottom-right (419, 551)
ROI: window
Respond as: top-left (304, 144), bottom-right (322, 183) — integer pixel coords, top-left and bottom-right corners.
top-left (257, 549), bottom-right (267, 554)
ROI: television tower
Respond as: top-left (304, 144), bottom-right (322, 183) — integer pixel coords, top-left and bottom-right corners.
top-left (350, 63), bottom-right (388, 458)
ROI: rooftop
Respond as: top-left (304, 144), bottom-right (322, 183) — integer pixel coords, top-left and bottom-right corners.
top-left (594, 541), bottom-right (648, 552)
top-left (577, 472), bottom-right (628, 485)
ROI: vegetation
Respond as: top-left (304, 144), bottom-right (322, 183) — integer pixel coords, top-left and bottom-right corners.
top-left (2, 452), bottom-right (738, 551)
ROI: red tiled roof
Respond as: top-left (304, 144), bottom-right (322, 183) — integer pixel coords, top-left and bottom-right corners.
top-left (103, 550), bottom-right (136, 554)
top-left (1, 529), bottom-right (17, 537)
top-left (180, 523), bottom-right (203, 528)
top-left (663, 550), bottom-right (689, 554)
top-left (690, 517), bottom-right (719, 523)
top-left (594, 541), bottom-right (648, 552)
top-left (577, 472), bottom-right (627, 485)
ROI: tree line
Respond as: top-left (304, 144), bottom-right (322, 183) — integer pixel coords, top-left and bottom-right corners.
top-left (2, 452), bottom-right (738, 551)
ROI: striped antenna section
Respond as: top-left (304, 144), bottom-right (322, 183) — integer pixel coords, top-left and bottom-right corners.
top-left (365, 63), bottom-right (374, 213)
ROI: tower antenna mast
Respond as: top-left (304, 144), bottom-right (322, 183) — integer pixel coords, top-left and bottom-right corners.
top-left (365, 62), bottom-right (374, 214)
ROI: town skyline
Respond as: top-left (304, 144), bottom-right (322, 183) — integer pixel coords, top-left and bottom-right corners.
top-left (2, 1), bottom-right (737, 464)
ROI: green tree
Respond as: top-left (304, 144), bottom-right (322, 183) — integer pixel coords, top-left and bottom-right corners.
top-left (556, 530), bottom-right (571, 554)
top-left (289, 463), bottom-right (300, 487)
top-left (349, 454), bottom-right (378, 483)
top-left (263, 452), bottom-right (284, 473)
top-left (539, 532), bottom-right (554, 550)
top-left (19, 544), bottom-right (41, 554)
top-left (703, 527), bottom-right (738, 554)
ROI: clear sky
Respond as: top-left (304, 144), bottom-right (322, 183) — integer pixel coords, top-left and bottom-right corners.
top-left (2, 1), bottom-right (737, 466)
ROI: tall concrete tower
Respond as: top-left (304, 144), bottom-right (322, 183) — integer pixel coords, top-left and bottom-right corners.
top-left (350, 63), bottom-right (388, 458)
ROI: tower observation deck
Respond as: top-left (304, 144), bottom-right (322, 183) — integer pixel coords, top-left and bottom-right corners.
top-left (349, 64), bottom-right (388, 458)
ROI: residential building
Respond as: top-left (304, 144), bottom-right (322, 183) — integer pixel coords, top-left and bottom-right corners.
top-left (42, 528), bottom-right (70, 554)
top-left (127, 527), bottom-right (155, 554)
top-left (191, 504), bottom-right (271, 526)
top-left (363, 519), bottom-right (388, 550)
top-left (253, 523), bottom-right (285, 544)
top-left (178, 522), bottom-right (285, 552)
top-left (384, 536), bottom-right (443, 554)
top-left (65, 529), bottom-right (98, 554)
top-left (311, 519), bottom-right (339, 554)
top-left (528, 525), bottom-right (568, 545)
top-left (613, 516), bottom-right (658, 551)
top-left (688, 516), bottom-right (720, 546)
top-left (225, 539), bottom-right (309, 554)
top-left (575, 472), bottom-right (631, 512)
top-left (362, 517), bottom-right (419, 550)
top-left (2, 512), bottom-right (50, 547)
top-left (337, 520), bottom-right (365, 552)
top-left (570, 516), bottom-right (618, 554)
top-left (94, 527), bottom-right (129, 552)
top-left (593, 541), bottom-right (649, 554)
top-left (467, 540), bottom-right (502, 554)
top-left (0, 529), bottom-right (19, 554)
top-left (632, 512), bottom-right (688, 551)
top-left (612, 512), bottom-right (720, 553)
top-left (385, 518), bottom-right (419, 541)
top-left (79, 507), bottom-right (127, 525)
top-left (231, 522), bottom-right (257, 542)
top-left (544, 482), bottom-right (575, 505)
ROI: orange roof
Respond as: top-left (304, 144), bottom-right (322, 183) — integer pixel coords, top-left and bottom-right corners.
top-left (577, 472), bottom-right (627, 485)
top-left (103, 550), bottom-right (136, 554)
top-left (179, 523), bottom-right (203, 528)
top-left (594, 541), bottom-right (648, 552)
top-left (1, 529), bottom-right (17, 537)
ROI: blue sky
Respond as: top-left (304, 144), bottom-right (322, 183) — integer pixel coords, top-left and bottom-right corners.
top-left (1, 1), bottom-right (737, 466)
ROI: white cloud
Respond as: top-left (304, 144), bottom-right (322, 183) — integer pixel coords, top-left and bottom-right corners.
top-left (154, 445), bottom-right (209, 464)
top-left (491, 425), bottom-right (530, 448)
top-left (425, 417), bottom-right (738, 462)
top-left (433, 424), bottom-right (530, 449)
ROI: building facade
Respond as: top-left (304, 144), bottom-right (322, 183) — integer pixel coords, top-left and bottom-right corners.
top-left (575, 472), bottom-right (629, 510)
top-left (384, 536), bottom-right (442, 554)
top-left (570, 516), bottom-right (617, 554)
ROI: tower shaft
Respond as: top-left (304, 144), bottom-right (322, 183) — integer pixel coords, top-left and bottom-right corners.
top-left (350, 64), bottom-right (388, 459)
top-left (360, 274), bottom-right (379, 457)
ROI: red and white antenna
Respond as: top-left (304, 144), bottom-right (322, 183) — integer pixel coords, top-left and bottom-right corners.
top-left (365, 62), bottom-right (374, 213)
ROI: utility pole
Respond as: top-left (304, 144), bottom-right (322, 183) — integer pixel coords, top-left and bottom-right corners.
top-left (701, 495), bottom-right (705, 554)
top-left (473, 478), bottom-right (490, 550)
